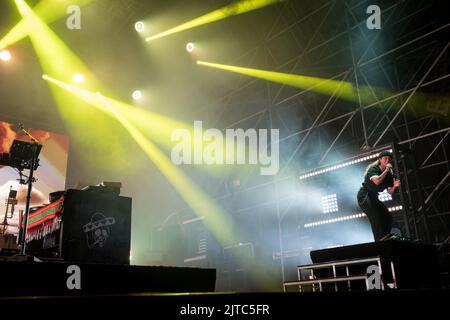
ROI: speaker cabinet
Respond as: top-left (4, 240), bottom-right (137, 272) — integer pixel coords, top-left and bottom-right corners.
top-left (29, 189), bottom-right (132, 265)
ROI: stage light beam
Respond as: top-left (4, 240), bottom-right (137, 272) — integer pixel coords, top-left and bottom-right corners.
top-left (14, 0), bottom-right (98, 88)
top-left (96, 92), bottom-right (235, 246)
top-left (42, 74), bottom-right (264, 251)
top-left (197, 60), bottom-right (446, 109)
top-left (197, 60), bottom-right (353, 99)
top-left (15, 0), bottom-right (131, 172)
top-left (42, 74), bottom-right (257, 180)
top-left (0, 0), bottom-right (92, 51)
top-left (145, 0), bottom-right (285, 42)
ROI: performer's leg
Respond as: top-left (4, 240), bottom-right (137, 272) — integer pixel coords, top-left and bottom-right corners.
top-left (374, 200), bottom-right (393, 240)
top-left (358, 189), bottom-right (394, 241)
top-left (358, 190), bottom-right (383, 241)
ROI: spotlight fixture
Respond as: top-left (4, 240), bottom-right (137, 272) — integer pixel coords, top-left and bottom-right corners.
top-left (322, 194), bottom-right (338, 214)
top-left (0, 50), bottom-right (11, 61)
top-left (186, 42), bottom-right (195, 52)
top-left (73, 73), bottom-right (84, 83)
top-left (132, 90), bottom-right (142, 100)
top-left (135, 21), bottom-right (145, 33)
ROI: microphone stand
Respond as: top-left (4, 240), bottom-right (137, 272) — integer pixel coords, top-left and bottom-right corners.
top-left (15, 125), bottom-right (41, 257)
top-left (18, 143), bottom-right (38, 256)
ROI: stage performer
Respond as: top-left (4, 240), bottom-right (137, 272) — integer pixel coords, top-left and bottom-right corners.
top-left (357, 150), bottom-right (401, 241)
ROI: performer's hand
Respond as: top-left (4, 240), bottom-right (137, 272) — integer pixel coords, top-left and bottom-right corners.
top-left (386, 163), bottom-right (393, 170)
top-left (393, 179), bottom-right (400, 188)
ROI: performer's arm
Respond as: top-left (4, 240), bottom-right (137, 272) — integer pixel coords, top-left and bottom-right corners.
top-left (387, 179), bottom-right (401, 194)
top-left (370, 166), bottom-right (391, 186)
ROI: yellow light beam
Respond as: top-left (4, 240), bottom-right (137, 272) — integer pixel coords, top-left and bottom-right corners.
top-left (17, 0), bottom-right (131, 171)
top-left (146, 0), bottom-right (285, 42)
top-left (42, 74), bottom-right (193, 150)
top-left (42, 74), bottom-right (111, 113)
top-left (15, 3), bottom-right (261, 177)
top-left (43, 75), bottom-right (273, 283)
top-left (42, 74), bottom-right (236, 245)
top-left (1, 0), bottom-right (91, 51)
top-left (15, 0), bottom-right (98, 88)
top-left (197, 60), bottom-right (355, 100)
top-left (197, 60), bottom-right (444, 110)
top-left (97, 93), bottom-right (235, 246)
top-left (43, 75), bottom-right (258, 178)
top-left (15, 0), bottom-right (236, 247)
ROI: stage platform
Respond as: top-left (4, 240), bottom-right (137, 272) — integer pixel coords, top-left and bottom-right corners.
top-left (0, 259), bottom-right (216, 296)
top-left (310, 240), bottom-right (441, 290)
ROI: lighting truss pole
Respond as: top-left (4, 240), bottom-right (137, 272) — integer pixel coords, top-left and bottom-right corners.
top-left (392, 143), bottom-right (412, 238)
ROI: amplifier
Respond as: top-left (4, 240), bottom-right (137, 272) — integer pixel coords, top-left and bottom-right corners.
top-left (28, 189), bottom-right (132, 265)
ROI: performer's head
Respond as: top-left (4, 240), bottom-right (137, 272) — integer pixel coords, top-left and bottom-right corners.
top-left (378, 150), bottom-right (393, 167)
top-left (365, 150), bottom-right (393, 174)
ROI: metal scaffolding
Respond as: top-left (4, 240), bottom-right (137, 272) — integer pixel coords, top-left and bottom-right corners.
top-left (188, 0), bottom-right (450, 288)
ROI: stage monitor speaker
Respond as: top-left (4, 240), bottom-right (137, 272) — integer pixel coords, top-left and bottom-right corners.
top-left (55, 189), bottom-right (131, 265)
